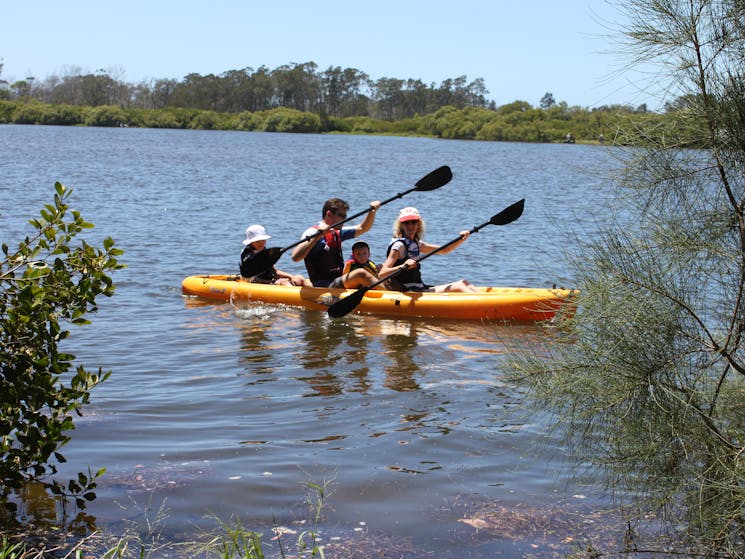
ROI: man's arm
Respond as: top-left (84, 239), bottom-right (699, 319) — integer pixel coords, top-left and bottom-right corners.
top-left (291, 226), bottom-right (325, 261)
top-left (354, 201), bottom-right (381, 236)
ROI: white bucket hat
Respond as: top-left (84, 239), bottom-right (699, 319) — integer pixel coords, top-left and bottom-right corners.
top-left (242, 224), bottom-right (271, 245)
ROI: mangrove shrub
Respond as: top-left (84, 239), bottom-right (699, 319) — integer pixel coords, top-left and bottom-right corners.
top-left (0, 182), bottom-right (123, 512)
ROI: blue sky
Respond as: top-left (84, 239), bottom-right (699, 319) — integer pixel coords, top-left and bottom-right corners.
top-left (1, 1), bottom-right (661, 109)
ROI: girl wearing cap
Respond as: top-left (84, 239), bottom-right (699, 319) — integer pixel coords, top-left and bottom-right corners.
top-left (240, 224), bottom-right (312, 287)
top-left (379, 207), bottom-right (478, 293)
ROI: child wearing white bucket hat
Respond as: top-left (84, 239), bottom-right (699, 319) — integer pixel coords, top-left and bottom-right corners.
top-left (240, 225), bottom-right (311, 286)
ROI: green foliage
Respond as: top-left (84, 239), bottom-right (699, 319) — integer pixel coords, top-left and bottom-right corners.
top-left (320, 115), bottom-right (353, 133)
top-left (0, 101), bottom-right (15, 123)
top-left (133, 108), bottom-right (182, 129)
top-left (0, 182), bottom-right (124, 511)
top-left (259, 107), bottom-right (321, 133)
top-left (210, 518), bottom-right (266, 559)
top-left (234, 110), bottom-right (264, 131)
top-left (0, 536), bottom-right (23, 559)
top-left (414, 103), bottom-right (622, 143)
top-left (10, 102), bottom-right (47, 125)
top-left (36, 104), bottom-right (85, 126)
top-left (0, 95), bottom-right (709, 146)
top-left (188, 110), bottom-right (224, 130)
top-left (0, 101), bottom-right (86, 125)
top-left (508, 0), bottom-right (745, 555)
top-left (83, 105), bottom-right (127, 127)
top-left (159, 107), bottom-right (201, 129)
top-left (342, 115), bottom-right (393, 134)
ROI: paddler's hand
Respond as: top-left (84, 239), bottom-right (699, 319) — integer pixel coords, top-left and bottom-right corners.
top-left (459, 230), bottom-right (470, 239)
top-left (369, 200), bottom-right (381, 212)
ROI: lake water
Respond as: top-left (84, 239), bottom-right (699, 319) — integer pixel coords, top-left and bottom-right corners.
top-left (1, 125), bottom-right (621, 557)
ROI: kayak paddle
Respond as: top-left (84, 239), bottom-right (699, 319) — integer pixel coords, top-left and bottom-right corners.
top-left (241, 165), bottom-right (453, 277)
top-left (327, 199), bottom-right (525, 319)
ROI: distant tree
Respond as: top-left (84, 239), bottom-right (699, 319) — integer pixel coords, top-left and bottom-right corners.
top-left (539, 91), bottom-right (556, 109)
top-left (663, 93), bottom-right (700, 112)
top-left (170, 72), bottom-right (223, 111)
top-left (465, 77), bottom-right (489, 107)
top-left (320, 66), bottom-right (370, 118)
top-left (372, 77), bottom-right (405, 120)
top-left (247, 65), bottom-right (277, 112)
top-left (498, 100), bottom-right (532, 114)
top-left (273, 62), bottom-right (320, 113)
top-left (401, 78), bottom-right (431, 116)
top-left (10, 80), bottom-right (31, 98)
top-left (510, 0), bottom-right (745, 556)
top-left (146, 78), bottom-right (179, 109)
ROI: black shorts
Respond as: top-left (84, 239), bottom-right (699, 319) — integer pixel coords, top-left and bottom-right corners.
top-left (328, 276), bottom-right (345, 289)
top-left (388, 277), bottom-right (433, 292)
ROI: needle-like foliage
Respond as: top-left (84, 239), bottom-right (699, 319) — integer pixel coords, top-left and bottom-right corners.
top-left (510, 1), bottom-right (745, 555)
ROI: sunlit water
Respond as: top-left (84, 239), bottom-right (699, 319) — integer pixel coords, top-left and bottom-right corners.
top-left (1, 125), bottom-right (621, 557)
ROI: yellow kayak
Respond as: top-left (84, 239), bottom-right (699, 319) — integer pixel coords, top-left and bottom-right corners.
top-left (182, 274), bottom-right (575, 321)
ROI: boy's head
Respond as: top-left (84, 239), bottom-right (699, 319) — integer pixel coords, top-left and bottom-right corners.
top-left (351, 241), bottom-right (370, 263)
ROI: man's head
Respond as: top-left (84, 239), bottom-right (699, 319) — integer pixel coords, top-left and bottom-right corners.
top-left (322, 198), bottom-right (350, 225)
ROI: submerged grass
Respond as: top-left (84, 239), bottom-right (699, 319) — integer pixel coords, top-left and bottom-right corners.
top-left (0, 478), bottom-right (709, 558)
top-left (0, 479), bottom-right (334, 559)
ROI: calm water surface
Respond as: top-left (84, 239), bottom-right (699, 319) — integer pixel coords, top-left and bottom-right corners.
top-left (1, 125), bottom-right (619, 557)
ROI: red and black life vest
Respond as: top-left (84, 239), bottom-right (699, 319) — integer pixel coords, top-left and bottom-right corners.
top-left (304, 227), bottom-right (344, 285)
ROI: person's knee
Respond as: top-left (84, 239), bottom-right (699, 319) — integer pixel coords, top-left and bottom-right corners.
top-left (342, 269), bottom-right (374, 289)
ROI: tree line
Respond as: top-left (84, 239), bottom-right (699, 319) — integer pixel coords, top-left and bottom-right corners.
top-left (0, 60), bottom-right (702, 146)
top-left (0, 61), bottom-right (494, 120)
top-left (0, 95), bottom-right (702, 147)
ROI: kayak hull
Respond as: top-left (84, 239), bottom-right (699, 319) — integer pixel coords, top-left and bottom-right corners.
top-left (182, 274), bottom-right (574, 321)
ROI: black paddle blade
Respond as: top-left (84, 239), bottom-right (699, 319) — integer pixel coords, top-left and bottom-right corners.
top-left (327, 288), bottom-right (368, 318)
top-left (415, 165), bottom-right (452, 191)
top-left (490, 199), bottom-right (525, 225)
top-left (266, 246), bottom-right (283, 265)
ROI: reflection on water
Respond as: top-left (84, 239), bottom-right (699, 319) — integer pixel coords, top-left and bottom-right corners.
top-left (238, 322), bottom-right (274, 377)
top-left (297, 311), bottom-right (371, 396)
top-left (232, 305), bottom-right (454, 397)
top-left (381, 321), bottom-right (421, 391)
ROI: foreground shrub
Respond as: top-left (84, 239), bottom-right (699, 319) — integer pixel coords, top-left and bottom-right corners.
top-left (1, 182), bottom-right (124, 513)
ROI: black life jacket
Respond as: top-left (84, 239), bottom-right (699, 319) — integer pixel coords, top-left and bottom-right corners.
top-left (303, 227), bottom-right (344, 285)
top-left (240, 246), bottom-right (277, 282)
top-left (386, 237), bottom-right (424, 288)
